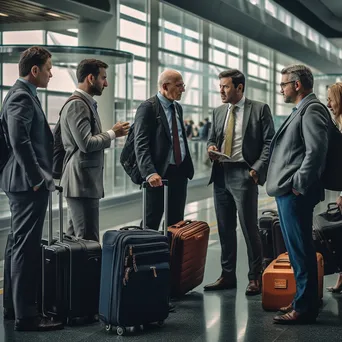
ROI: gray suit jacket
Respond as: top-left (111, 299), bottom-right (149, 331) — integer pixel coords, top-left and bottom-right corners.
top-left (266, 93), bottom-right (329, 197)
top-left (60, 91), bottom-right (111, 199)
top-left (207, 97), bottom-right (275, 186)
top-left (0, 80), bottom-right (54, 192)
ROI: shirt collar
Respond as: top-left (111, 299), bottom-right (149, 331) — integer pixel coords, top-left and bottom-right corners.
top-left (17, 78), bottom-right (37, 96)
top-left (229, 96), bottom-right (245, 110)
top-left (157, 92), bottom-right (174, 108)
top-left (295, 93), bottom-right (314, 111)
top-left (76, 88), bottom-right (97, 106)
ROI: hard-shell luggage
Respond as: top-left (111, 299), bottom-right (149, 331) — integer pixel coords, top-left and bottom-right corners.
top-left (40, 186), bottom-right (102, 325)
top-left (168, 220), bottom-right (210, 297)
top-left (259, 210), bottom-right (286, 268)
top-left (262, 252), bottom-right (324, 311)
top-left (313, 203), bottom-right (342, 274)
top-left (99, 181), bottom-right (170, 336)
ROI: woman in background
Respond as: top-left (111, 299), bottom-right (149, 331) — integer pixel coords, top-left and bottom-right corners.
top-left (326, 82), bottom-right (342, 293)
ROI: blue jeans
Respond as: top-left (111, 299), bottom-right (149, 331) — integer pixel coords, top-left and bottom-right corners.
top-left (276, 190), bottom-right (319, 315)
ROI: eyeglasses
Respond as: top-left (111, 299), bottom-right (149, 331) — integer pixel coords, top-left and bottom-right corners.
top-left (279, 81), bottom-right (296, 90)
top-left (166, 83), bottom-right (186, 88)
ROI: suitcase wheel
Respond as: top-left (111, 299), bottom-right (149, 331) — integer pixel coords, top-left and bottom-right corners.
top-left (157, 320), bottom-right (164, 327)
top-left (105, 324), bottom-right (112, 333)
top-left (116, 326), bottom-right (126, 336)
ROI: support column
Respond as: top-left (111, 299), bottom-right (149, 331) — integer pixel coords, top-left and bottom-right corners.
top-left (149, 0), bottom-right (159, 96)
top-left (202, 21), bottom-right (210, 120)
top-left (78, 0), bottom-right (118, 130)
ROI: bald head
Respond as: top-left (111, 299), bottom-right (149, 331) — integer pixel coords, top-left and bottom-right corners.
top-left (158, 69), bottom-right (185, 101)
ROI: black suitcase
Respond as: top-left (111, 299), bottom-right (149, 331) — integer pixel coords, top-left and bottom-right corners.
top-left (259, 210), bottom-right (286, 268)
top-left (313, 203), bottom-right (342, 275)
top-left (99, 181), bottom-right (170, 336)
top-left (40, 186), bottom-right (102, 325)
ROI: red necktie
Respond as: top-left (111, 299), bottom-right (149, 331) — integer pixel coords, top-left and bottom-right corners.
top-left (170, 104), bottom-right (182, 166)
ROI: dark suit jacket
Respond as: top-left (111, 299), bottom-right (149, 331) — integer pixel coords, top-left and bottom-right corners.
top-left (0, 80), bottom-right (54, 192)
top-left (60, 90), bottom-right (111, 199)
top-left (134, 95), bottom-right (194, 180)
top-left (207, 97), bottom-right (275, 186)
top-left (266, 93), bottom-right (329, 197)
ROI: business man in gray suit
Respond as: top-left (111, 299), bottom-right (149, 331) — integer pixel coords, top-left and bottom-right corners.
top-left (267, 65), bottom-right (329, 324)
top-left (60, 59), bottom-right (129, 242)
top-left (0, 47), bottom-right (63, 331)
top-left (204, 69), bottom-right (275, 295)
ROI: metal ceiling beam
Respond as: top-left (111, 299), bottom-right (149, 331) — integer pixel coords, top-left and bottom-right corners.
top-left (297, 0), bottom-right (342, 32)
top-left (162, 0), bottom-right (342, 73)
top-left (25, 0), bottom-right (113, 22)
top-left (0, 20), bottom-right (78, 32)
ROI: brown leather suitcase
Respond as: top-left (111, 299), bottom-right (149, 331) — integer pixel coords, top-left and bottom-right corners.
top-left (168, 220), bottom-right (210, 297)
top-left (262, 252), bottom-right (324, 311)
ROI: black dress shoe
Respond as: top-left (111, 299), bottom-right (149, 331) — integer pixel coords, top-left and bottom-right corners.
top-left (14, 316), bottom-right (64, 331)
top-left (168, 302), bottom-right (175, 313)
top-left (204, 277), bottom-right (237, 291)
top-left (3, 308), bottom-right (15, 320)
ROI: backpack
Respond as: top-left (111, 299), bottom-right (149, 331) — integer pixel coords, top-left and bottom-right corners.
top-left (300, 100), bottom-right (342, 191)
top-left (120, 98), bottom-right (157, 185)
top-left (52, 95), bottom-right (94, 179)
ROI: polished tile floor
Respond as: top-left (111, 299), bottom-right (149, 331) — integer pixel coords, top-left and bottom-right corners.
top-left (1, 186), bottom-right (342, 341)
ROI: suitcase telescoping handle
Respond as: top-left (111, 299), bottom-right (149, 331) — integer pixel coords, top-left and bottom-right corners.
top-left (48, 185), bottom-right (64, 246)
top-left (142, 180), bottom-right (168, 236)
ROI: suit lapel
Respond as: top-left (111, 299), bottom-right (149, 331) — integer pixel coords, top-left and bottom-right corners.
top-left (218, 104), bottom-right (229, 148)
top-left (74, 91), bottom-right (102, 131)
top-left (155, 95), bottom-right (172, 142)
top-left (275, 94), bottom-right (318, 141)
top-left (13, 80), bottom-right (52, 138)
top-left (242, 98), bottom-right (252, 141)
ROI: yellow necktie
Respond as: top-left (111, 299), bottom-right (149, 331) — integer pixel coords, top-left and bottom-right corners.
top-left (224, 105), bottom-right (236, 156)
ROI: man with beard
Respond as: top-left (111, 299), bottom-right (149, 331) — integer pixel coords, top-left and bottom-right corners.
top-left (204, 69), bottom-right (275, 295)
top-left (267, 65), bottom-right (329, 324)
top-left (60, 59), bottom-right (129, 241)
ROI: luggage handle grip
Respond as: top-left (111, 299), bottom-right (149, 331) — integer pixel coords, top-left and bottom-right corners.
top-left (170, 220), bottom-right (192, 228)
top-left (261, 209), bottom-right (278, 216)
top-left (274, 264), bottom-right (292, 269)
top-left (142, 180), bottom-right (168, 236)
top-left (120, 226), bottom-right (143, 231)
top-left (142, 180), bottom-right (168, 188)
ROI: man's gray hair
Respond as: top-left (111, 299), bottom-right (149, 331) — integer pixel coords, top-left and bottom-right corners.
top-left (281, 64), bottom-right (314, 90)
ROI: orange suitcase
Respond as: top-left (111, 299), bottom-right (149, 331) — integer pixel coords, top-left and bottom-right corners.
top-left (168, 220), bottom-right (210, 297)
top-left (262, 252), bottom-right (324, 311)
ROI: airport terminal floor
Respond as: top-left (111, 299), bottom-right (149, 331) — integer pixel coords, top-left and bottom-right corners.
top-left (1, 184), bottom-right (342, 342)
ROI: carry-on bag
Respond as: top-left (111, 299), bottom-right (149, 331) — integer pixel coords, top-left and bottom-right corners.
top-left (168, 219), bottom-right (210, 297)
top-left (259, 210), bottom-right (286, 268)
top-left (313, 202), bottom-right (342, 274)
top-left (262, 252), bottom-right (324, 311)
top-left (98, 181), bottom-right (170, 336)
top-left (40, 186), bottom-right (102, 325)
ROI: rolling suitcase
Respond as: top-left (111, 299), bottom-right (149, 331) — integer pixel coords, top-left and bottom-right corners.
top-left (313, 203), bottom-right (342, 274)
top-left (262, 252), bottom-right (324, 311)
top-left (99, 181), bottom-right (170, 336)
top-left (259, 210), bottom-right (286, 268)
top-left (40, 186), bottom-right (102, 325)
top-left (168, 220), bottom-right (210, 297)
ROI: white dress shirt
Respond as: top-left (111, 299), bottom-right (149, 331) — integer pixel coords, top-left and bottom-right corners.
top-left (221, 96), bottom-right (245, 162)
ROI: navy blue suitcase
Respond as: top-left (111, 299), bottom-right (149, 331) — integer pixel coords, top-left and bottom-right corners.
top-left (99, 181), bottom-right (170, 336)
